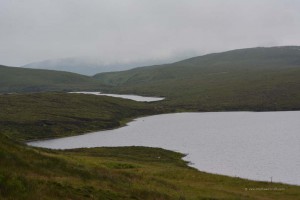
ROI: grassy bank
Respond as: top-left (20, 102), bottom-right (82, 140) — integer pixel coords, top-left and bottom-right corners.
top-left (1, 133), bottom-right (299, 200)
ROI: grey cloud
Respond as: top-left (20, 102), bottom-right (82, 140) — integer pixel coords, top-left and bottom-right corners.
top-left (0, 0), bottom-right (300, 67)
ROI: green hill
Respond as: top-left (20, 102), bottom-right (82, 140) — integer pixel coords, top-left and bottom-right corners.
top-left (0, 65), bottom-right (105, 93)
top-left (94, 46), bottom-right (300, 111)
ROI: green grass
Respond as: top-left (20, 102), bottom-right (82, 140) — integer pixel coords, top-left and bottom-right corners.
top-left (1, 133), bottom-right (300, 200)
top-left (0, 92), bottom-right (167, 141)
top-left (94, 46), bottom-right (300, 111)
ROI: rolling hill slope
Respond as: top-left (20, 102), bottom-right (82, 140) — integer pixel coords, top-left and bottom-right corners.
top-left (0, 65), bottom-right (105, 93)
top-left (94, 46), bottom-right (300, 111)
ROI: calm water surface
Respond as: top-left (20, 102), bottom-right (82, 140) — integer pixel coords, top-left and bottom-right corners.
top-left (28, 111), bottom-right (300, 185)
top-left (70, 92), bottom-right (164, 102)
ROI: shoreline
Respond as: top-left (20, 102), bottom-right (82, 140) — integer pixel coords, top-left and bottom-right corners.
top-left (27, 111), bottom-right (300, 186)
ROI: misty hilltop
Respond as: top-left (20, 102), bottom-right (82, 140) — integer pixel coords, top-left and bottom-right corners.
top-left (22, 55), bottom-right (193, 76)
top-left (1, 46), bottom-right (300, 112)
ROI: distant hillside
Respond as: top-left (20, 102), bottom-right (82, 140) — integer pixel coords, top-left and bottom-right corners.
top-left (94, 46), bottom-right (300, 111)
top-left (0, 65), bottom-right (105, 93)
top-left (22, 55), bottom-right (191, 75)
top-left (22, 57), bottom-right (135, 76)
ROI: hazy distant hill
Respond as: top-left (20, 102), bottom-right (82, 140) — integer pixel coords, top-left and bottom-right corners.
top-left (2, 46), bottom-right (300, 111)
top-left (22, 56), bottom-right (191, 76)
top-left (0, 65), bottom-right (104, 93)
top-left (94, 46), bottom-right (300, 111)
top-left (22, 57), bottom-right (136, 76)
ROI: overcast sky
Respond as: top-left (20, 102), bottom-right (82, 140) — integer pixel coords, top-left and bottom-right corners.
top-left (1, 0), bottom-right (300, 66)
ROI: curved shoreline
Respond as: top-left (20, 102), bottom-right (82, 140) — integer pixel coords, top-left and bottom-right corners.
top-left (28, 111), bottom-right (300, 186)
